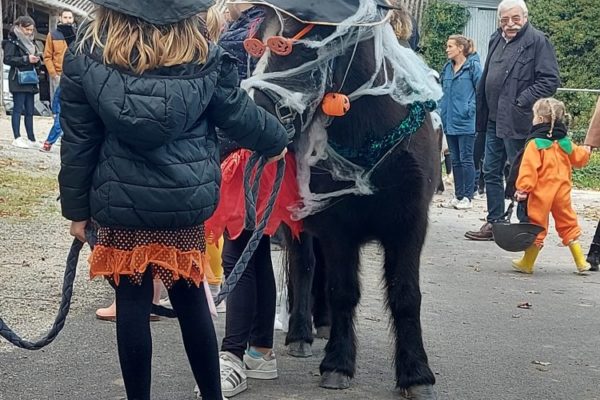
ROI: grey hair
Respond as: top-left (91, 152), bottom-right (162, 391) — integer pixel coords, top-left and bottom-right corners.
top-left (497, 0), bottom-right (528, 18)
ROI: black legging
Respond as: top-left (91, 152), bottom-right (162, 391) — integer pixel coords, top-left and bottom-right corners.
top-left (115, 270), bottom-right (221, 400)
top-left (221, 230), bottom-right (276, 360)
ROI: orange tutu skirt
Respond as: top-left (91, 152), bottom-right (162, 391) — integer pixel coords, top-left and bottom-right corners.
top-left (205, 149), bottom-right (302, 242)
top-left (89, 225), bottom-right (210, 288)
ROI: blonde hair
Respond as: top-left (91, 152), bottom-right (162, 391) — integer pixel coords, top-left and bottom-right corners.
top-left (388, 1), bottom-right (413, 41)
top-left (206, 6), bottom-right (225, 42)
top-left (448, 35), bottom-right (476, 56)
top-left (533, 97), bottom-right (570, 133)
top-left (78, 6), bottom-right (209, 74)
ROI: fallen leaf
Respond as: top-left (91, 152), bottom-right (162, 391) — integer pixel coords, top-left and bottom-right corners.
top-left (526, 290), bottom-right (541, 294)
top-left (517, 302), bottom-right (532, 309)
top-left (512, 314), bottom-right (522, 318)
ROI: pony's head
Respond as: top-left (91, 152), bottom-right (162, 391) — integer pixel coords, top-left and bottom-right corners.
top-left (241, 1), bottom-right (441, 143)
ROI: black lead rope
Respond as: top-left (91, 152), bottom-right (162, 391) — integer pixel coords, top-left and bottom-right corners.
top-left (0, 234), bottom-right (87, 350)
top-left (214, 154), bottom-right (285, 307)
top-left (0, 154), bottom-right (285, 350)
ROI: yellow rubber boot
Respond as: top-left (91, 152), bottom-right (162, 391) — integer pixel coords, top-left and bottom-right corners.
top-left (512, 245), bottom-right (541, 274)
top-left (569, 241), bottom-right (591, 273)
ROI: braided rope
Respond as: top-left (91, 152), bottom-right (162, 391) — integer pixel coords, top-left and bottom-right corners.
top-left (0, 154), bottom-right (284, 349)
top-left (0, 227), bottom-right (94, 350)
top-left (215, 156), bottom-right (286, 306)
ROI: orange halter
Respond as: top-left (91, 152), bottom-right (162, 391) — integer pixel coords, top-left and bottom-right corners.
top-left (244, 21), bottom-right (351, 118)
top-left (244, 24), bottom-right (315, 58)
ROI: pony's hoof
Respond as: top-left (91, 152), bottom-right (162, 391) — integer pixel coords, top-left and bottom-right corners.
top-left (401, 385), bottom-right (437, 400)
top-left (287, 341), bottom-right (312, 358)
top-left (315, 326), bottom-right (331, 339)
top-left (320, 371), bottom-right (351, 390)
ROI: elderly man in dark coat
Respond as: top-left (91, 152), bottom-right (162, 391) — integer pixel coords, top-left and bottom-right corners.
top-left (465, 0), bottom-right (560, 241)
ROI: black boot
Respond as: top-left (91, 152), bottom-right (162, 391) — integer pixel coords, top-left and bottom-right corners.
top-left (587, 242), bottom-right (600, 271)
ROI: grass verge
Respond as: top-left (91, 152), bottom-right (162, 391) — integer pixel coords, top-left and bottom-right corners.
top-left (0, 162), bottom-right (58, 218)
top-left (573, 152), bottom-right (600, 191)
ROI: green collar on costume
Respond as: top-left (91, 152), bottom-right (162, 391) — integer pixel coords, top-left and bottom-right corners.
top-left (534, 137), bottom-right (573, 154)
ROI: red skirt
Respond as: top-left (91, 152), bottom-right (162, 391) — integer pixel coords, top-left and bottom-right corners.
top-left (205, 149), bottom-right (302, 242)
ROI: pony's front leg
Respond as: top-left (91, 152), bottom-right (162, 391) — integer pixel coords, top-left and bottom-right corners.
top-left (382, 223), bottom-right (436, 399)
top-left (285, 232), bottom-right (316, 357)
top-left (318, 238), bottom-right (360, 390)
top-left (311, 238), bottom-right (330, 339)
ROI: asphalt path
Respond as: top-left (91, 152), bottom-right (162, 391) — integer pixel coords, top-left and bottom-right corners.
top-left (1, 193), bottom-right (600, 400)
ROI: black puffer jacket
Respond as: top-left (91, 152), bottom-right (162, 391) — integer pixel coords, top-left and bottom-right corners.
top-left (3, 31), bottom-right (40, 94)
top-left (58, 44), bottom-right (288, 229)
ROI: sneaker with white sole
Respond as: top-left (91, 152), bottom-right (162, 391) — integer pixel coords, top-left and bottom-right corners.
top-left (472, 192), bottom-right (485, 201)
top-left (193, 384), bottom-right (228, 399)
top-left (219, 351), bottom-right (247, 397)
top-left (243, 350), bottom-right (278, 380)
top-left (28, 139), bottom-right (41, 149)
top-left (455, 197), bottom-right (473, 210)
top-left (12, 137), bottom-right (30, 148)
top-left (442, 197), bottom-right (460, 209)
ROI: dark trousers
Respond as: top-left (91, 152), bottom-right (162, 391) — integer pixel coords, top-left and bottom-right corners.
top-left (11, 92), bottom-right (35, 141)
top-left (473, 131), bottom-right (486, 194)
top-left (482, 120), bottom-right (526, 222)
top-left (446, 134), bottom-right (476, 200)
top-left (115, 270), bottom-right (222, 400)
top-left (221, 230), bottom-right (276, 360)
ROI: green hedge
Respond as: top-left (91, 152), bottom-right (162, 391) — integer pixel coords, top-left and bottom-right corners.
top-left (420, 0), bottom-right (470, 72)
top-left (528, 0), bottom-right (600, 129)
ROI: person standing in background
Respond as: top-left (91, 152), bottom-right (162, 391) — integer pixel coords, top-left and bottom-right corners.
top-left (583, 97), bottom-right (600, 271)
top-left (41, 9), bottom-right (77, 152)
top-left (439, 35), bottom-right (482, 210)
top-left (465, 0), bottom-right (560, 240)
top-left (4, 16), bottom-right (41, 149)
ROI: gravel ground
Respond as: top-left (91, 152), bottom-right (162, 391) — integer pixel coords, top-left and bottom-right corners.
top-left (0, 117), bottom-right (113, 352)
top-left (1, 117), bottom-right (600, 399)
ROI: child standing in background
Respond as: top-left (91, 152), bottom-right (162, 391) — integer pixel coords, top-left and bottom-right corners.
top-left (513, 98), bottom-right (591, 274)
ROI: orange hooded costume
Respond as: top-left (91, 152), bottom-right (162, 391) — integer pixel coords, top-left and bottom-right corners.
top-left (512, 121), bottom-right (591, 274)
top-left (517, 131), bottom-right (590, 247)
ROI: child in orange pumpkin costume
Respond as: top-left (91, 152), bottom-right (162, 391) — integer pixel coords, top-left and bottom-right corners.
top-left (513, 98), bottom-right (592, 274)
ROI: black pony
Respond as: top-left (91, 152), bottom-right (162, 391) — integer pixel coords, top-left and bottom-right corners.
top-left (248, 6), bottom-right (440, 399)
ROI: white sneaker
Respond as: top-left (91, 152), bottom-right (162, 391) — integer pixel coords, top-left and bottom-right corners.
top-left (455, 198), bottom-right (473, 210)
top-left (158, 297), bottom-right (172, 308)
top-left (12, 137), bottom-right (30, 148)
top-left (29, 139), bottom-right (41, 149)
top-left (442, 197), bottom-right (459, 209)
top-left (473, 193), bottom-right (485, 201)
top-left (243, 350), bottom-right (278, 380)
top-left (219, 352), bottom-right (247, 397)
top-left (193, 384), bottom-right (228, 399)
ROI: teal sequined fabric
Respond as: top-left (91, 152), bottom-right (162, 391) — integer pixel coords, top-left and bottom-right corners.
top-left (329, 100), bottom-right (436, 169)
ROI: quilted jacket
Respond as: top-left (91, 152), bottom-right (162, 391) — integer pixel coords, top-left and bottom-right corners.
top-left (58, 43), bottom-right (288, 229)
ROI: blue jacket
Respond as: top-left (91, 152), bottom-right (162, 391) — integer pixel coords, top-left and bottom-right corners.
top-left (439, 53), bottom-right (482, 135)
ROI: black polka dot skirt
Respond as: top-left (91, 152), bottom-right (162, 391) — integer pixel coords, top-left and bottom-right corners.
top-left (89, 225), bottom-right (208, 288)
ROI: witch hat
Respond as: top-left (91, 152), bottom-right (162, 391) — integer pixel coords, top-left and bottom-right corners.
top-left (90, 0), bottom-right (214, 25)
top-left (233, 0), bottom-right (393, 25)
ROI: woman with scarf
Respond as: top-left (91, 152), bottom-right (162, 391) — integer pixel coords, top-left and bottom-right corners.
top-left (3, 16), bottom-right (41, 149)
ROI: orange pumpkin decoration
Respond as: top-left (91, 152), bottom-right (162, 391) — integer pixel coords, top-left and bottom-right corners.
top-left (321, 93), bottom-right (351, 117)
